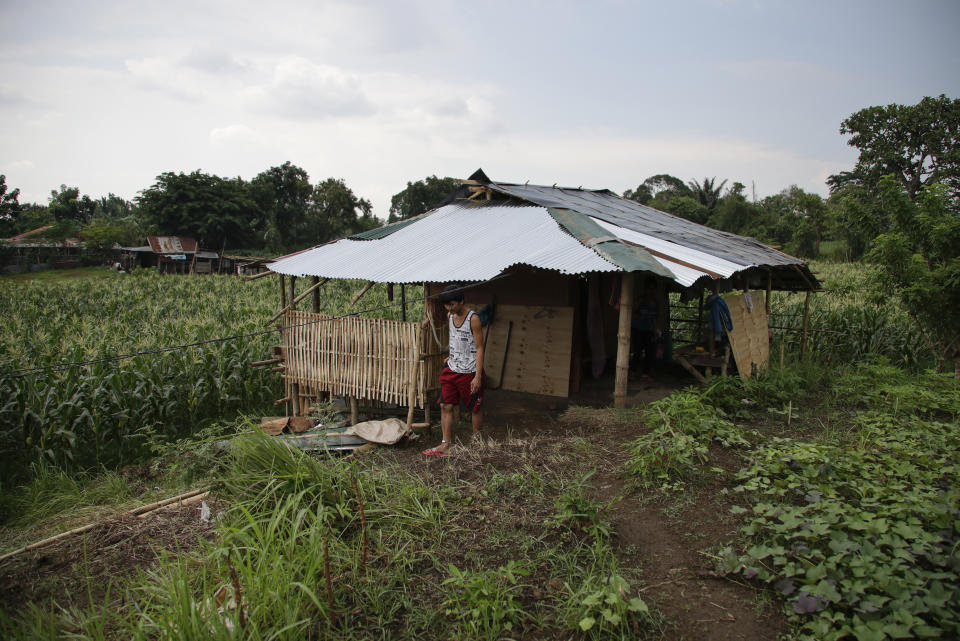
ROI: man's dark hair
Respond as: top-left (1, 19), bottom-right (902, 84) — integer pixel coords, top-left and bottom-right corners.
top-left (439, 284), bottom-right (464, 304)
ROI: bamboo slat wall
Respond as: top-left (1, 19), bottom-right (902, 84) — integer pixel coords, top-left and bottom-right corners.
top-left (281, 310), bottom-right (447, 408)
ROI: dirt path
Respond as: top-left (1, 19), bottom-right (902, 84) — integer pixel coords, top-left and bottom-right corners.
top-left (593, 455), bottom-right (785, 641)
top-left (479, 389), bottom-right (788, 641)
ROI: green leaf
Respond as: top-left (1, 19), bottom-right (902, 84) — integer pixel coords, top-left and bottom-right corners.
top-left (579, 616), bottom-right (596, 631)
top-left (628, 597), bottom-right (648, 613)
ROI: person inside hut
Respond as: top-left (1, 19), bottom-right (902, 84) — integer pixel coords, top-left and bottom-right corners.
top-left (422, 285), bottom-right (485, 457)
top-left (631, 278), bottom-right (661, 381)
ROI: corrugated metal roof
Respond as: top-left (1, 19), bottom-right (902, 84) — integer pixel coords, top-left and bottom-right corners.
top-left (483, 180), bottom-right (803, 268)
top-left (147, 236), bottom-right (198, 254)
top-left (269, 203), bottom-right (618, 282)
top-left (589, 217), bottom-right (744, 286)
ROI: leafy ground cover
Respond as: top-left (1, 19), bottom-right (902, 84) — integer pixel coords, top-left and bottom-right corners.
top-left (623, 362), bottom-right (959, 640)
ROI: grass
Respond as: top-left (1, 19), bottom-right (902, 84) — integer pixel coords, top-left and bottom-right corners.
top-left (0, 433), bottom-right (663, 640)
top-left (0, 266), bottom-right (124, 283)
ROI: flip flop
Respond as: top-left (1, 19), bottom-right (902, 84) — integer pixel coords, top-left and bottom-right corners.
top-left (422, 447), bottom-right (446, 457)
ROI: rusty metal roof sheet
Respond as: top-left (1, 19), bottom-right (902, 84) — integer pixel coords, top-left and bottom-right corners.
top-left (147, 236), bottom-right (197, 254)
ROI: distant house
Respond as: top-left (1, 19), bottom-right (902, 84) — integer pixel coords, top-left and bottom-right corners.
top-left (119, 236), bottom-right (219, 274)
top-left (2, 226), bottom-right (85, 272)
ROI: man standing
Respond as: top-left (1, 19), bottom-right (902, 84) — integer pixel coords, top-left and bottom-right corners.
top-left (423, 285), bottom-right (484, 456)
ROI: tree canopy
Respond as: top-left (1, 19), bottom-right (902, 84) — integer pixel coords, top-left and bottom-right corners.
top-left (828, 94), bottom-right (960, 200)
top-left (388, 175), bottom-right (459, 223)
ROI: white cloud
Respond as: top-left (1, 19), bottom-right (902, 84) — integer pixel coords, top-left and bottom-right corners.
top-left (243, 56), bottom-right (374, 120)
top-left (209, 125), bottom-right (263, 146)
top-left (1, 159), bottom-right (35, 171)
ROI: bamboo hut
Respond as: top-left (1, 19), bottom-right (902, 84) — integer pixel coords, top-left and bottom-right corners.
top-left (263, 169), bottom-right (820, 420)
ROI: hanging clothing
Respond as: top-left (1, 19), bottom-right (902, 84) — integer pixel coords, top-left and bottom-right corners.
top-left (706, 294), bottom-right (733, 340)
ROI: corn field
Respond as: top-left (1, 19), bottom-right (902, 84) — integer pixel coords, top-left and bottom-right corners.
top-left (0, 272), bottom-right (270, 484)
top-left (768, 261), bottom-right (931, 368)
top-left (0, 270), bottom-right (425, 484)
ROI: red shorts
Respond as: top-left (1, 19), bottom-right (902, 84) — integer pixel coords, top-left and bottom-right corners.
top-left (439, 366), bottom-right (485, 412)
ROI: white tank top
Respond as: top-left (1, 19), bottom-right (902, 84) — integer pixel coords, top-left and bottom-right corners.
top-left (448, 310), bottom-right (477, 374)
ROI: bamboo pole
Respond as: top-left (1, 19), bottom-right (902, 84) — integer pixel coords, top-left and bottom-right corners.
top-left (288, 276), bottom-right (297, 310)
top-left (245, 269), bottom-right (274, 282)
top-left (401, 284), bottom-right (407, 322)
top-left (800, 290), bottom-right (812, 360)
top-left (312, 276), bottom-right (321, 313)
top-left (350, 397), bottom-right (359, 425)
top-left (766, 270), bottom-right (773, 316)
top-left (266, 278), bottom-right (329, 326)
top-left (614, 272), bottom-right (635, 408)
top-left (280, 275), bottom-right (287, 309)
top-left (349, 281), bottom-right (375, 308)
top-left (137, 491), bottom-right (209, 518)
top-left (0, 488), bottom-right (211, 564)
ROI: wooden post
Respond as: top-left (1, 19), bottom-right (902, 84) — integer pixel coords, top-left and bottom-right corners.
top-left (697, 288), bottom-right (705, 344)
top-left (614, 272), bottom-right (635, 408)
top-left (765, 270), bottom-right (772, 316)
top-left (350, 397), bottom-right (359, 426)
top-left (280, 275), bottom-right (287, 309)
top-left (800, 290), bottom-right (812, 360)
top-left (401, 284), bottom-right (407, 322)
top-left (312, 276), bottom-right (321, 313)
top-left (288, 276), bottom-right (297, 311)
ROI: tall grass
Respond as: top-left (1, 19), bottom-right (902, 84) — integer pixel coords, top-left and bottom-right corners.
top-left (1, 433), bottom-right (660, 640)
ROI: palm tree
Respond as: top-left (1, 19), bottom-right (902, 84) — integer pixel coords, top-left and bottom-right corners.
top-left (687, 177), bottom-right (728, 210)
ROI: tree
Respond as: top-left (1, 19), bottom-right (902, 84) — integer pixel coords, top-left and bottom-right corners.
top-left (137, 171), bottom-right (263, 249)
top-left (48, 185), bottom-right (96, 224)
top-left (828, 95), bottom-right (960, 200)
top-left (623, 174), bottom-right (691, 204)
top-left (868, 175), bottom-right (960, 375)
top-left (308, 178), bottom-right (376, 244)
top-left (708, 182), bottom-right (766, 236)
top-left (252, 162), bottom-right (313, 249)
top-left (687, 177), bottom-right (728, 211)
top-left (0, 175), bottom-right (22, 238)
top-left (388, 175), bottom-right (459, 223)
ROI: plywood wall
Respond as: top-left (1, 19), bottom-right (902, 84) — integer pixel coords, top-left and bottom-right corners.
top-left (484, 304), bottom-right (574, 397)
top-left (724, 291), bottom-right (769, 379)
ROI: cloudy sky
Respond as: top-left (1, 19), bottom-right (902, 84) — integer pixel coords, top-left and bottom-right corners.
top-left (1, 0), bottom-right (958, 218)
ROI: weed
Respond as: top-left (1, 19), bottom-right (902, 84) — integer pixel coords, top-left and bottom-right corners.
top-left (442, 560), bottom-right (530, 641)
top-left (563, 573), bottom-right (651, 640)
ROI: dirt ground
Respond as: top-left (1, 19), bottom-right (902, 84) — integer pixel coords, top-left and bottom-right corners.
top-left (405, 379), bottom-right (788, 641)
top-left (0, 501), bottom-right (217, 617)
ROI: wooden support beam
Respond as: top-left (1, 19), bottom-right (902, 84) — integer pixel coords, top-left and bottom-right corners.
top-left (288, 276), bottom-right (297, 311)
top-left (614, 272), bottom-right (635, 408)
top-left (765, 269), bottom-right (773, 316)
top-left (349, 281), bottom-right (375, 308)
top-left (280, 275), bottom-right (286, 309)
top-left (250, 358), bottom-right (282, 368)
top-left (312, 276), bottom-right (322, 313)
top-left (350, 397), bottom-right (359, 425)
top-left (800, 290), bottom-right (812, 360)
top-left (266, 278), bottom-right (330, 326)
top-left (401, 284), bottom-right (407, 322)
top-left (675, 355), bottom-right (709, 385)
top-left (245, 269), bottom-right (275, 282)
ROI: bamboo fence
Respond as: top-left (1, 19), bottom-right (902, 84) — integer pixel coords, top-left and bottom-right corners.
top-left (281, 310), bottom-right (446, 410)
